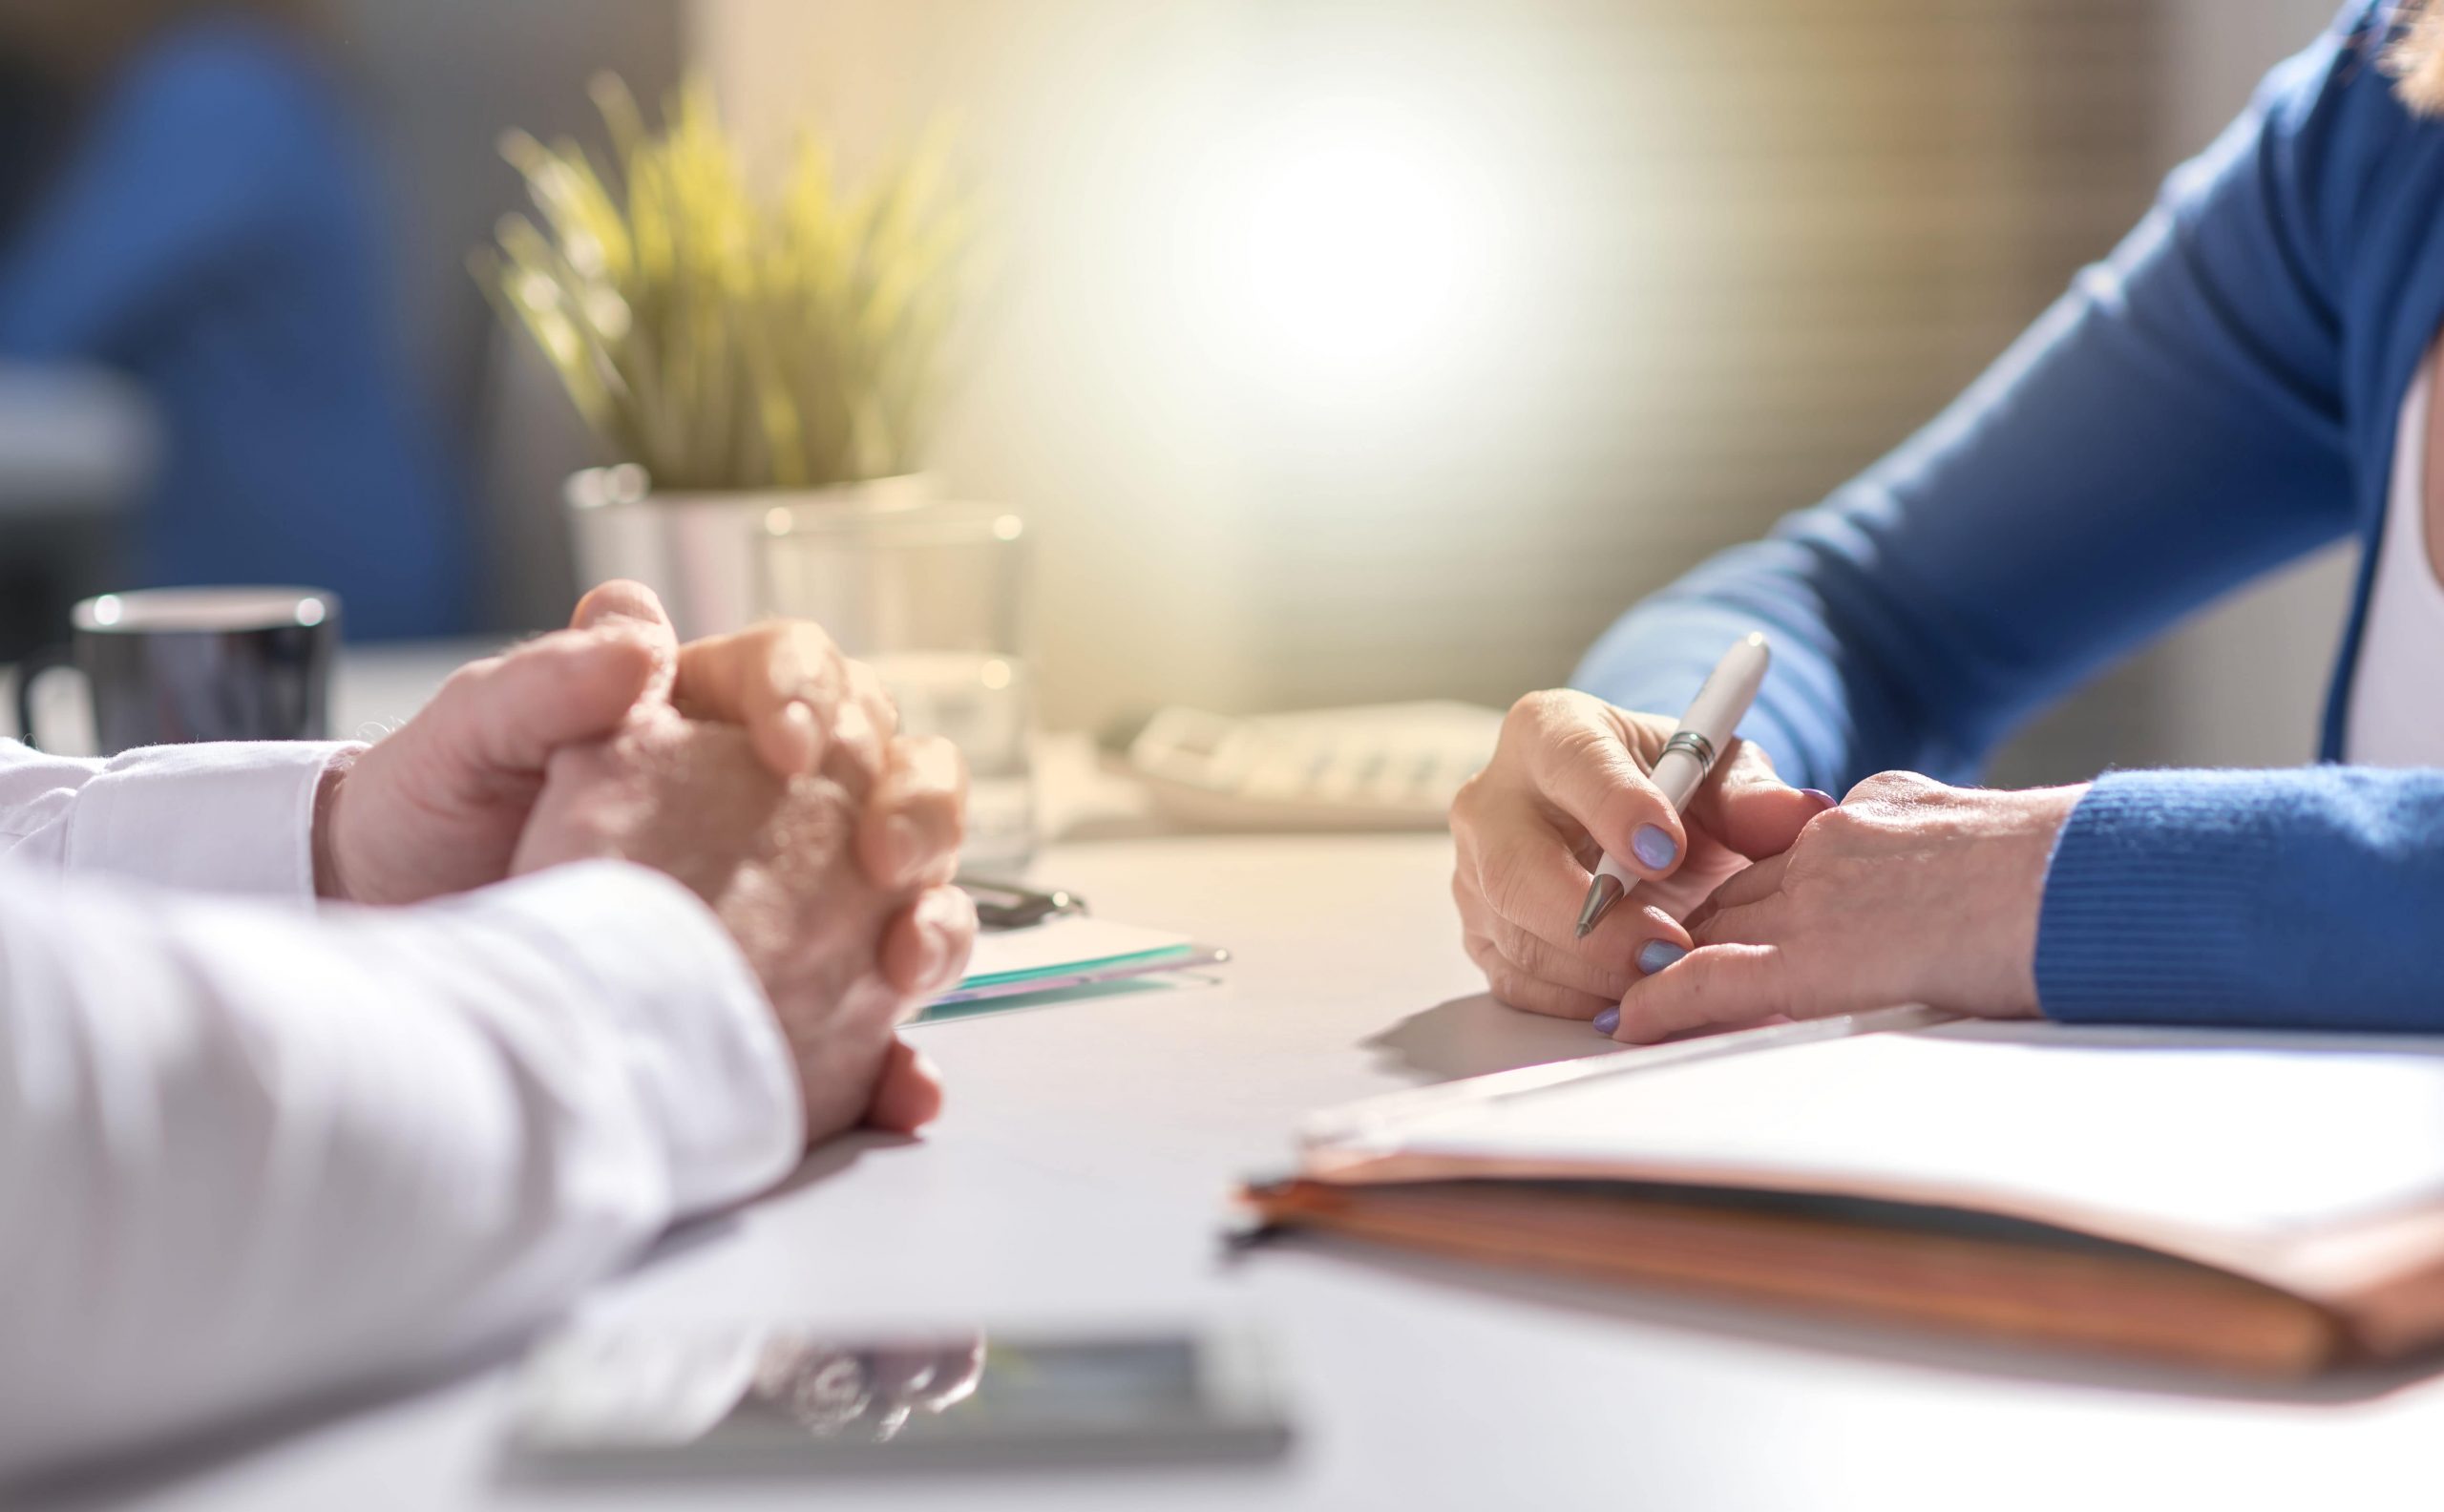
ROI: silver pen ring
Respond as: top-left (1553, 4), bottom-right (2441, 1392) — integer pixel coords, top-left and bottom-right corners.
top-left (1659, 729), bottom-right (1717, 772)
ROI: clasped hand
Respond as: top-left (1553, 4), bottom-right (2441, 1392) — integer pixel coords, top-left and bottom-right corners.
top-left (317, 580), bottom-right (976, 1143)
top-left (1452, 689), bottom-right (2082, 1042)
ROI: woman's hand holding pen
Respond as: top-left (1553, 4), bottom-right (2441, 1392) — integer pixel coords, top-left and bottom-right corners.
top-left (1449, 688), bottom-right (1831, 1020)
top-left (1606, 772), bottom-right (2080, 1043)
top-left (1451, 693), bottom-right (2083, 1040)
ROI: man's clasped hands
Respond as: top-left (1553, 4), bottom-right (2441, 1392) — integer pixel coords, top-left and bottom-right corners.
top-left (310, 579), bottom-right (980, 1146)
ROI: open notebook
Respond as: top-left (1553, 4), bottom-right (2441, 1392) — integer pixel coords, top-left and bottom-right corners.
top-left (1244, 1008), bottom-right (2444, 1376)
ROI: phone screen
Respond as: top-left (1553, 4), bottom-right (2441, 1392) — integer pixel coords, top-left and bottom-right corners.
top-left (507, 1323), bottom-right (1291, 1475)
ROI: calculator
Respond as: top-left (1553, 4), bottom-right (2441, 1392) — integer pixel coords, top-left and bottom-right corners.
top-left (1100, 702), bottom-right (1504, 831)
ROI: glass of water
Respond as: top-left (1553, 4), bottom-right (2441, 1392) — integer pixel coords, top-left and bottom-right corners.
top-left (760, 503), bottom-right (1036, 876)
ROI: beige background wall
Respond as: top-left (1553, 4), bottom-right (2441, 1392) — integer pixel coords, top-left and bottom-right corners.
top-left (688, 0), bottom-right (1275, 727)
top-left (689, 0), bottom-right (2366, 775)
top-left (2142, 0), bottom-right (2359, 769)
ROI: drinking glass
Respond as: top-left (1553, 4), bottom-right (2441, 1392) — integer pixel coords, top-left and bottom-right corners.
top-left (761, 504), bottom-right (1036, 875)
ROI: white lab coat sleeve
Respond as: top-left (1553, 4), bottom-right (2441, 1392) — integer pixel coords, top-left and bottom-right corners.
top-left (0, 737), bottom-right (361, 903)
top-left (0, 857), bottom-right (804, 1479)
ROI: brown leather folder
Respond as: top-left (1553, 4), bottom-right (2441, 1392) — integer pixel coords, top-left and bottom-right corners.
top-left (1242, 1010), bottom-right (2444, 1376)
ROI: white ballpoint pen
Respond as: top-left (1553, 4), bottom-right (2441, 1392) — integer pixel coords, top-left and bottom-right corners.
top-left (1574, 632), bottom-right (1773, 939)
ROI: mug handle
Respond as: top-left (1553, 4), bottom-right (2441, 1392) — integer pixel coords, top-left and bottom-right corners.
top-left (12, 644), bottom-right (74, 751)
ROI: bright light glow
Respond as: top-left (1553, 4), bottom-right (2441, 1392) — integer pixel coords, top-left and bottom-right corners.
top-left (88, 596), bottom-right (121, 627)
top-left (295, 598), bottom-right (327, 628)
top-left (1193, 97), bottom-right (1497, 406)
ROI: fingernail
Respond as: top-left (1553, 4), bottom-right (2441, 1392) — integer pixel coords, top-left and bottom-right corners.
top-left (1636, 939), bottom-right (1688, 976)
top-left (1631, 824), bottom-right (1678, 870)
top-left (917, 890), bottom-right (973, 986)
top-left (915, 921), bottom-right (953, 987)
top-left (1592, 1006), bottom-right (1621, 1037)
top-left (834, 702), bottom-right (883, 772)
top-left (1802, 788), bottom-right (1838, 810)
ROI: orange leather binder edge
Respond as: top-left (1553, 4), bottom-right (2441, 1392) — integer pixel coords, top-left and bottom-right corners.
top-left (1239, 1176), bottom-right (2354, 1376)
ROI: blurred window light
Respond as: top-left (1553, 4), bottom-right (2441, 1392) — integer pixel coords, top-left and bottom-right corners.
top-left (1190, 96), bottom-right (1499, 409)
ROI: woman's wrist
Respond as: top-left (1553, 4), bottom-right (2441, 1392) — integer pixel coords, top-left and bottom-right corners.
top-left (1995, 782), bottom-right (2090, 1015)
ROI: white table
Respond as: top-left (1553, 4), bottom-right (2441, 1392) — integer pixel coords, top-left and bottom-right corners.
top-left (32, 650), bottom-right (2444, 1511)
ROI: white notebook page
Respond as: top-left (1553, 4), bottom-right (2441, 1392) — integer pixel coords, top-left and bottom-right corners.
top-left (1388, 1024), bottom-right (2444, 1238)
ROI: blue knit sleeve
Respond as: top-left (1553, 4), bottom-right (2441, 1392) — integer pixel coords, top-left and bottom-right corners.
top-left (1572, 5), bottom-right (2379, 793)
top-left (2039, 767), bottom-right (2444, 1030)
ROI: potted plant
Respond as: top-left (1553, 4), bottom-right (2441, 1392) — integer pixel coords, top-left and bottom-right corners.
top-left (476, 75), bottom-right (980, 638)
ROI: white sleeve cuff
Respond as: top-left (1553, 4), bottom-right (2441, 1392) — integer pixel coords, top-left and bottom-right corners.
top-left (62, 741), bottom-right (359, 906)
top-left (437, 861), bottom-right (806, 1219)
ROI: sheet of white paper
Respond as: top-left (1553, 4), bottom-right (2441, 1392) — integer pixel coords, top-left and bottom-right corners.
top-left (1389, 1024), bottom-right (2444, 1238)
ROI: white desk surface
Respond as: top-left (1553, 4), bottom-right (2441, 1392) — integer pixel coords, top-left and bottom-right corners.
top-left (28, 644), bottom-right (2444, 1511)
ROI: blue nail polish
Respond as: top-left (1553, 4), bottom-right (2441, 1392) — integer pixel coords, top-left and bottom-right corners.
top-left (1592, 1006), bottom-right (1620, 1037)
top-left (1632, 824), bottom-right (1678, 870)
top-left (1636, 939), bottom-right (1689, 976)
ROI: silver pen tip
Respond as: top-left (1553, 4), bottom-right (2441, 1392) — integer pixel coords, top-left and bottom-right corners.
top-left (1575, 873), bottom-right (1626, 939)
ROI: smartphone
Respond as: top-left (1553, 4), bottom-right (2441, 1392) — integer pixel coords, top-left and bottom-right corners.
top-left (503, 1322), bottom-right (1293, 1477)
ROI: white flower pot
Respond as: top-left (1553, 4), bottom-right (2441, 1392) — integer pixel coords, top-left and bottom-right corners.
top-left (563, 467), bottom-right (934, 641)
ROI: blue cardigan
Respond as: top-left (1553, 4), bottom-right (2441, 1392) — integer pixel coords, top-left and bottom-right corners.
top-left (0, 21), bottom-right (468, 639)
top-left (1574, 1), bottom-right (2444, 1032)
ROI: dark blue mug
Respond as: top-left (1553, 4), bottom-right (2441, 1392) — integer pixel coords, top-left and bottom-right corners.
top-left (13, 587), bottom-right (339, 756)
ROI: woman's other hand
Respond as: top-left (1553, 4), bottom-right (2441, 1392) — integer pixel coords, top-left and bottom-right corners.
top-left (1450, 689), bottom-right (1832, 1020)
top-left (1605, 771), bottom-right (2083, 1043)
